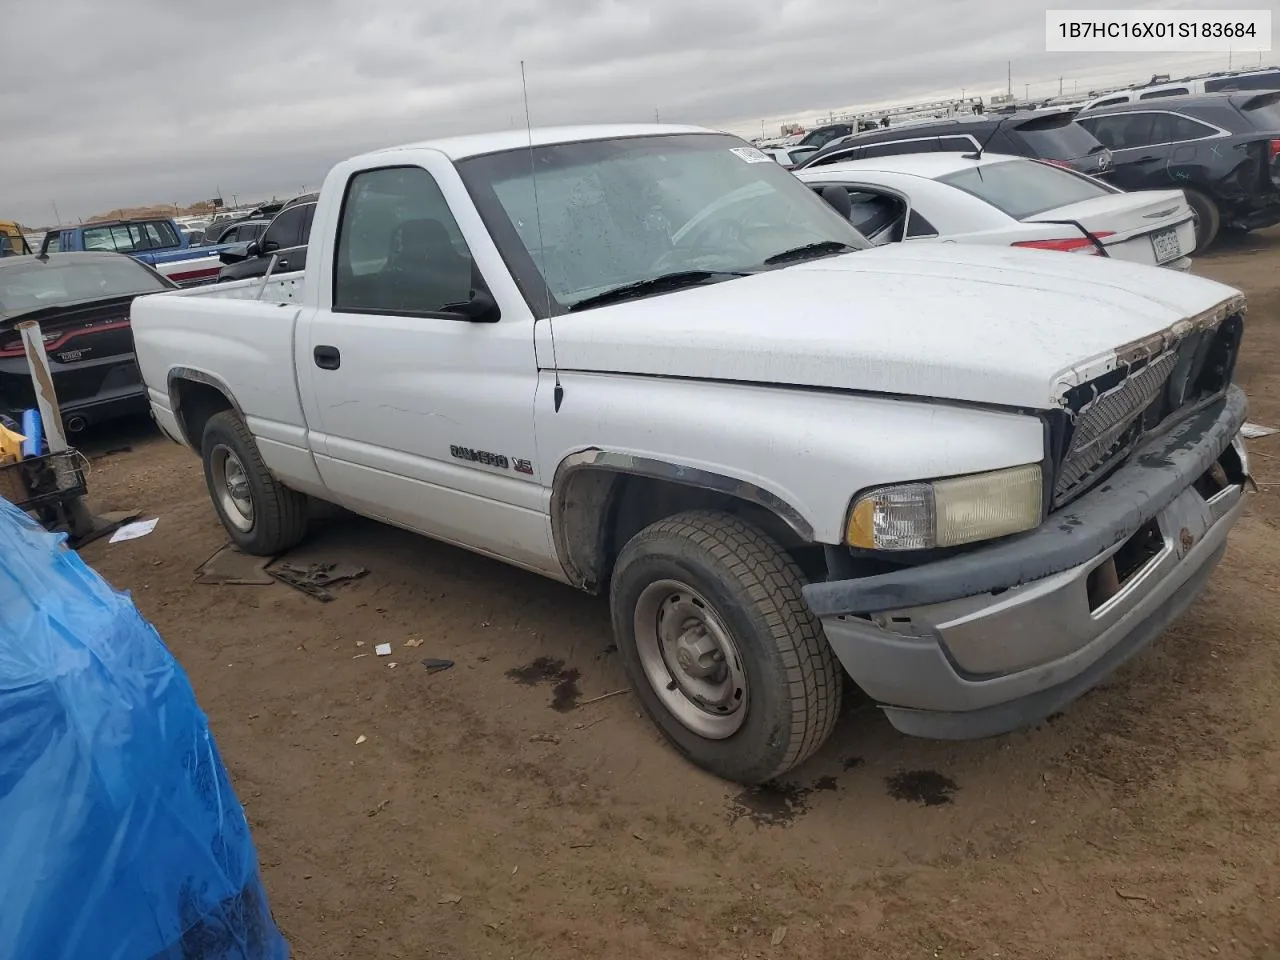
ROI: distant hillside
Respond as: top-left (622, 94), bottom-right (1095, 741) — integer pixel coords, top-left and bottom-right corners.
top-left (84, 200), bottom-right (218, 223)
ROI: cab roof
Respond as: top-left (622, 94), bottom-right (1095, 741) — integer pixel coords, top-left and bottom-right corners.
top-left (360, 123), bottom-right (719, 162)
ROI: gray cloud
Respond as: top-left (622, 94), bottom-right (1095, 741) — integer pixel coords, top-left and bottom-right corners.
top-left (0, 0), bottom-right (1255, 225)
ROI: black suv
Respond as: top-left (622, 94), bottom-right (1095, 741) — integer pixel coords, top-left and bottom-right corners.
top-left (795, 110), bottom-right (1114, 180)
top-left (217, 198), bottom-right (317, 282)
top-left (1073, 91), bottom-right (1280, 249)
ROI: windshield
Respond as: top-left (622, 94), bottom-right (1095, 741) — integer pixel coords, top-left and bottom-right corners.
top-left (1010, 120), bottom-right (1103, 160)
top-left (457, 133), bottom-right (868, 314)
top-left (937, 158), bottom-right (1115, 219)
top-left (0, 256), bottom-right (170, 316)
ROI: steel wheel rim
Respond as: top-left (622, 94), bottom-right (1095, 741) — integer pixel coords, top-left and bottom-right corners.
top-left (633, 579), bottom-right (748, 739)
top-left (211, 444), bottom-right (254, 532)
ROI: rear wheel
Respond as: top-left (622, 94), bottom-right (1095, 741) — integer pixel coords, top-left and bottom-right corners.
top-left (1185, 188), bottom-right (1220, 251)
top-left (610, 510), bottom-right (842, 784)
top-left (201, 411), bottom-right (308, 555)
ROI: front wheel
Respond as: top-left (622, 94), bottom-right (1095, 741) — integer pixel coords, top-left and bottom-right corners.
top-left (201, 411), bottom-right (309, 555)
top-left (610, 510), bottom-right (842, 784)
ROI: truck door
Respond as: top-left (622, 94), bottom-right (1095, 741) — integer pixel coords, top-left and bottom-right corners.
top-left (300, 161), bottom-right (555, 574)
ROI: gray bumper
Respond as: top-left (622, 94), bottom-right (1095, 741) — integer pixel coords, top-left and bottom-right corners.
top-left (806, 386), bottom-right (1249, 739)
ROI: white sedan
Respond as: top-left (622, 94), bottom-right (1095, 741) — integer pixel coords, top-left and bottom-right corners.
top-left (796, 152), bottom-right (1196, 269)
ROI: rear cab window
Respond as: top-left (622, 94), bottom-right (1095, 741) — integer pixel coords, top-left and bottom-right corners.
top-left (1008, 120), bottom-right (1103, 161)
top-left (936, 158), bottom-right (1114, 219)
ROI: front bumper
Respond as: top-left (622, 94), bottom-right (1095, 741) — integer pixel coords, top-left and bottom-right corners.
top-left (805, 386), bottom-right (1249, 739)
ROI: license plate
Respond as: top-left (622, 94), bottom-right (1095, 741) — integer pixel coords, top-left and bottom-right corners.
top-left (1151, 227), bottom-right (1181, 263)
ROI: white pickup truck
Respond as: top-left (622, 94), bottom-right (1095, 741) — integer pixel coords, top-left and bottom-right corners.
top-left (131, 124), bottom-right (1251, 785)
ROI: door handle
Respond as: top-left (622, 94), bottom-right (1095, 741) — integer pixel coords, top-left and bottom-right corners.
top-left (313, 345), bottom-right (341, 370)
top-left (277, 260), bottom-right (289, 270)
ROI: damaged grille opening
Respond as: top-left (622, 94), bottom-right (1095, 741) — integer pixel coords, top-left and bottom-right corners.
top-left (1051, 310), bottom-right (1244, 511)
top-left (1193, 440), bottom-right (1249, 501)
top-left (1086, 518), bottom-right (1164, 612)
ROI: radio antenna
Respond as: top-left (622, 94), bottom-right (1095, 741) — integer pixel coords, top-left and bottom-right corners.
top-left (521, 60), bottom-right (563, 413)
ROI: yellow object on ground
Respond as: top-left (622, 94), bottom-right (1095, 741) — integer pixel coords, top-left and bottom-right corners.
top-left (0, 423), bottom-right (26, 462)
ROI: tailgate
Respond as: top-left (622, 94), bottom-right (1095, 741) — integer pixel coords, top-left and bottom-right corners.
top-left (1023, 188), bottom-right (1196, 264)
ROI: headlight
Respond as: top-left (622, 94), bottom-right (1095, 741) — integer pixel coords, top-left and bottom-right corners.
top-left (846, 464), bottom-right (1043, 550)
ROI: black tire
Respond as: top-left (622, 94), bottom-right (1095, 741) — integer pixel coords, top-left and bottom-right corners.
top-left (610, 510), bottom-right (842, 785)
top-left (201, 410), bottom-right (308, 555)
top-left (1184, 188), bottom-right (1220, 252)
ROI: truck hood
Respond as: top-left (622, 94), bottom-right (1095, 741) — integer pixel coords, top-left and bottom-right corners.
top-left (539, 243), bottom-right (1244, 409)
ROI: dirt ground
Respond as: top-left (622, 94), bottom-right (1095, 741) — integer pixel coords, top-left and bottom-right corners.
top-left (75, 229), bottom-right (1280, 960)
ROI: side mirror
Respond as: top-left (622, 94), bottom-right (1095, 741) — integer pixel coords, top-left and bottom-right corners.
top-left (443, 289), bottom-right (501, 323)
top-left (219, 242), bottom-right (252, 265)
top-left (259, 238), bottom-right (279, 255)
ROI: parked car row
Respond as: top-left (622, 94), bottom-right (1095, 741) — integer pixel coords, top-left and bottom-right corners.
top-left (778, 91), bottom-right (1280, 251)
top-left (40, 217), bottom-right (236, 287)
top-left (105, 122), bottom-right (1251, 786)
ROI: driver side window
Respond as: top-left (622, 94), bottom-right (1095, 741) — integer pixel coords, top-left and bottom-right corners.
top-left (333, 166), bottom-right (478, 316)
top-left (261, 205), bottom-right (306, 252)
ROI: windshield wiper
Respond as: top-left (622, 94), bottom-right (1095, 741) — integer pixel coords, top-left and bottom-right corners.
top-left (763, 240), bottom-right (857, 265)
top-left (566, 270), bottom-right (751, 312)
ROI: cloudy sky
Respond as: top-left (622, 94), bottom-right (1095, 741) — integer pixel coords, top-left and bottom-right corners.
top-left (1, 0), bottom-right (1267, 226)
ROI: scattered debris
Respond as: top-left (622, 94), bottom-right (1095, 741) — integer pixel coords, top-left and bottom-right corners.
top-left (511, 866), bottom-right (518, 875)
top-left (108, 517), bottom-right (158, 544)
top-left (404, 636), bottom-right (424, 648)
top-left (367, 800), bottom-right (391, 817)
top-left (375, 643), bottom-right (392, 656)
top-left (352, 654), bottom-right (368, 660)
top-left (567, 841), bottom-right (594, 849)
top-left (268, 561), bottom-right (368, 602)
top-left (423, 658), bottom-right (455, 675)
top-left (194, 543), bottom-right (276, 585)
top-left (771, 925), bottom-right (788, 945)
top-left (885, 770), bottom-right (959, 807)
top-left (842, 756), bottom-right (866, 771)
top-left (355, 735), bottom-right (367, 745)
top-left (1116, 889), bottom-right (1150, 902)
top-left (387, 662), bottom-right (398, 669)
top-left (574, 716), bottom-right (608, 731)
top-left (438, 894), bottom-right (462, 905)
top-left (632, 832), bottom-right (647, 842)
top-left (528, 733), bottom-right (561, 744)
top-left (1241, 422), bottom-right (1278, 439)
top-left (577, 688), bottom-right (629, 707)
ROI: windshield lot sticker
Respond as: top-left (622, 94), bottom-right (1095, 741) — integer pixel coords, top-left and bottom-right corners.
top-left (729, 147), bottom-right (773, 163)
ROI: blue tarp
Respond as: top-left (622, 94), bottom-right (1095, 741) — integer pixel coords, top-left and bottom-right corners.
top-left (0, 499), bottom-right (289, 960)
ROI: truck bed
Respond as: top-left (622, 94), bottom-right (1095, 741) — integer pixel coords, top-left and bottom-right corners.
top-left (155, 271), bottom-right (304, 303)
top-left (130, 269), bottom-right (315, 493)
